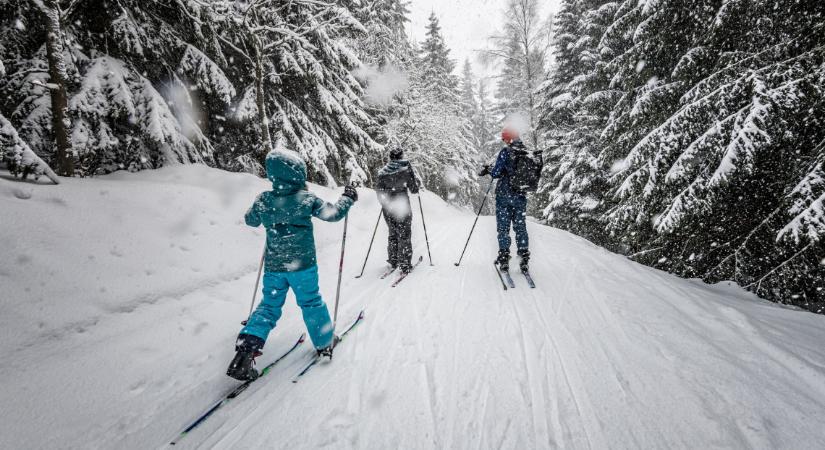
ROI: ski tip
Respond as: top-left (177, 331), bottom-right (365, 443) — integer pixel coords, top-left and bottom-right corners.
top-left (358, 310), bottom-right (365, 319)
top-left (298, 333), bottom-right (307, 343)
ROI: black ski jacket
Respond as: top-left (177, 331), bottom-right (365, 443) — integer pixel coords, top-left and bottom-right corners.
top-left (376, 160), bottom-right (420, 197)
top-left (376, 160), bottom-right (420, 218)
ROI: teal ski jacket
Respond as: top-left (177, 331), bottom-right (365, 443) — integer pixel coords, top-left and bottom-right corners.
top-left (245, 150), bottom-right (353, 272)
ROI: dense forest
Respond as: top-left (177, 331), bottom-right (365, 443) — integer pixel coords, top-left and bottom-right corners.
top-left (1, 0), bottom-right (823, 312)
top-left (539, 0), bottom-right (824, 312)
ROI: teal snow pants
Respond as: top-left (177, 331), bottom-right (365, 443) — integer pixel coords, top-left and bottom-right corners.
top-left (239, 265), bottom-right (333, 349)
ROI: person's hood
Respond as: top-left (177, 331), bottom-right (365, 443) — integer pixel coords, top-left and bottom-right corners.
top-left (379, 159), bottom-right (412, 176)
top-left (265, 150), bottom-right (307, 195)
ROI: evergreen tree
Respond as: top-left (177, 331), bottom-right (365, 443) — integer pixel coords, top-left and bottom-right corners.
top-left (459, 61), bottom-right (484, 160)
top-left (536, 0), bottom-right (825, 311)
top-left (420, 13), bottom-right (459, 104)
top-left (485, 0), bottom-right (552, 149)
top-left (344, 0), bottom-right (415, 179)
top-left (384, 18), bottom-right (481, 207)
top-left (538, 0), bottom-right (617, 240)
top-left (0, 113), bottom-right (59, 183)
top-left (0, 0), bottom-right (381, 184)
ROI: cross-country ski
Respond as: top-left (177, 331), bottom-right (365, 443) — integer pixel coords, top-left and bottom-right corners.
top-left (391, 256), bottom-right (424, 287)
top-left (522, 271), bottom-right (536, 289)
top-left (494, 261), bottom-right (516, 290)
top-left (379, 267), bottom-right (397, 280)
top-left (169, 334), bottom-right (306, 445)
top-left (291, 310), bottom-right (365, 383)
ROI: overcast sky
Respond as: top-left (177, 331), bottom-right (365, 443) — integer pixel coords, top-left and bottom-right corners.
top-left (406, 0), bottom-right (562, 80)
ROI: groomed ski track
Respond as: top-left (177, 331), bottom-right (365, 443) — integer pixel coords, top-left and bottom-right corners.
top-left (1, 167), bottom-right (824, 449)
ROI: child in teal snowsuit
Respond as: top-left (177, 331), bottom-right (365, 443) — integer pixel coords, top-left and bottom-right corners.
top-left (227, 150), bottom-right (358, 381)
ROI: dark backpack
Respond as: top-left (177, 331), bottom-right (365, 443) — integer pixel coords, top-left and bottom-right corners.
top-left (510, 147), bottom-right (543, 193)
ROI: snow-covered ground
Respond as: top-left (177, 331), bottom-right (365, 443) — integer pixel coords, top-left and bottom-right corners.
top-left (1, 166), bottom-right (824, 449)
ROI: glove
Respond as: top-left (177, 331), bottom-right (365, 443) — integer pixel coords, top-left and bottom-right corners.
top-left (478, 165), bottom-right (491, 177)
top-left (343, 184), bottom-right (358, 202)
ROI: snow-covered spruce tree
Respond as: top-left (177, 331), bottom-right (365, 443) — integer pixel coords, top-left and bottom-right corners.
top-left (383, 16), bottom-right (480, 207)
top-left (475, 79), bottom-right (501, 161)
top-left (484, 0), bottom-right (552, 150)
top-left (537, 0), bottom-right (617, 242)
top-left (173, 0), bottom-right (382, 184)
top-left (600, 0), bottom-right (720, 240)
top-left (0, 113), bottom-right (59, 183)
top-left (342, 0), bottom-right (415, 179)
top-left (0, 0), bottom-right (218, 175)
top-left (341, 0), bottom-right (410, 69)
top-left (460, 61), bottom-right (498, 165)
top-left (538, 0), bottom-right (825, 310)
top-left (0, 0), bottom-right (381, 184)
top-left (535, 0), bottom-right (582, 217)
top-left (420, 13), bottom-right (460, 105)
top-left (458, 61), bottom-right (499, 213)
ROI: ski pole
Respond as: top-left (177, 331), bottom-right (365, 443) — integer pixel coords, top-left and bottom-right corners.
top-left (242, 245), bottom-right (267, 325)
top-left (332, 215), bottom-right (349, 331)
top-left (454, 180), bottom-right (494, 267)
top-left (418, 194), bottom-right (433, 266)
top-left (355, 209), bottom-right (383, 278)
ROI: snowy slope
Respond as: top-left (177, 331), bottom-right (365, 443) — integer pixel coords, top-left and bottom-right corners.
top-left (1, 166), bottom-right (824, 449)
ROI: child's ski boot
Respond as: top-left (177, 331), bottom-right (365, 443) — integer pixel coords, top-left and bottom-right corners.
top-left (227, 334), bottom-right (264, 381)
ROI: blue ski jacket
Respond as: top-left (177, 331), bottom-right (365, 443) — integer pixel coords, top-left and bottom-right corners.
top-left (491, 140), bottom-right (528, 200)
top-left (245, 150), bottom-right (353, 272)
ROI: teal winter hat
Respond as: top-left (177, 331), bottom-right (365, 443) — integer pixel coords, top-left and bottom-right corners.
top-left (265, 150), bottom-right (307, 193)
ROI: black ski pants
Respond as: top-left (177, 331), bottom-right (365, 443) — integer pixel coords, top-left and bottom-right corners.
top-left (383, 209), bottom-right (413, 270)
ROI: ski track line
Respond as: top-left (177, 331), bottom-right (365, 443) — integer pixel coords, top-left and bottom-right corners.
top-left (503, 285), bottom-right (543, 447)
top-left (470, 381), bottom-right (492, 450)
top-left (583, 252), bottom-right (697, 446)
top-left (444, 265), bottom-right (467, 449)
top-left (542, 319), bottom-right (598, 450)
top-left (537, 262), bottom-right (580, 448)
top-left (522, 238), bottom-right (603, 448)
top-left (522, 234), bottom-right (577, 447)
top-left (409, 286), bottom-right (441, 448)
top-left (563, 273), bottom-right (668, 447)
top-left (358, 283), bottom-right (409, 450)
top-left (523, 298), bottom-right (579, 450)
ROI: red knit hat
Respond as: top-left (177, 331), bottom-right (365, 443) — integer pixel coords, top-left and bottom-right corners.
top-left (502, 127), bottom-right (519, 144)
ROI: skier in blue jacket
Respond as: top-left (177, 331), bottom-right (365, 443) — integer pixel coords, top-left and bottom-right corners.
top-left (227, 149), bottom-right (358, 381)
top-left (479, 127), bottom-right (530, 272)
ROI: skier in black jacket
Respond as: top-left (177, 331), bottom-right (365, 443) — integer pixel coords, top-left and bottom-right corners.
top-left (376, 147), bottom-right (420, 274)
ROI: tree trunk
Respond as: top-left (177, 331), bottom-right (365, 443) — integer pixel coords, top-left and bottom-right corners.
top-left (254, 38), bottom-right (272, 161)
top-left (43, 0), bottom-right (73, 176)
